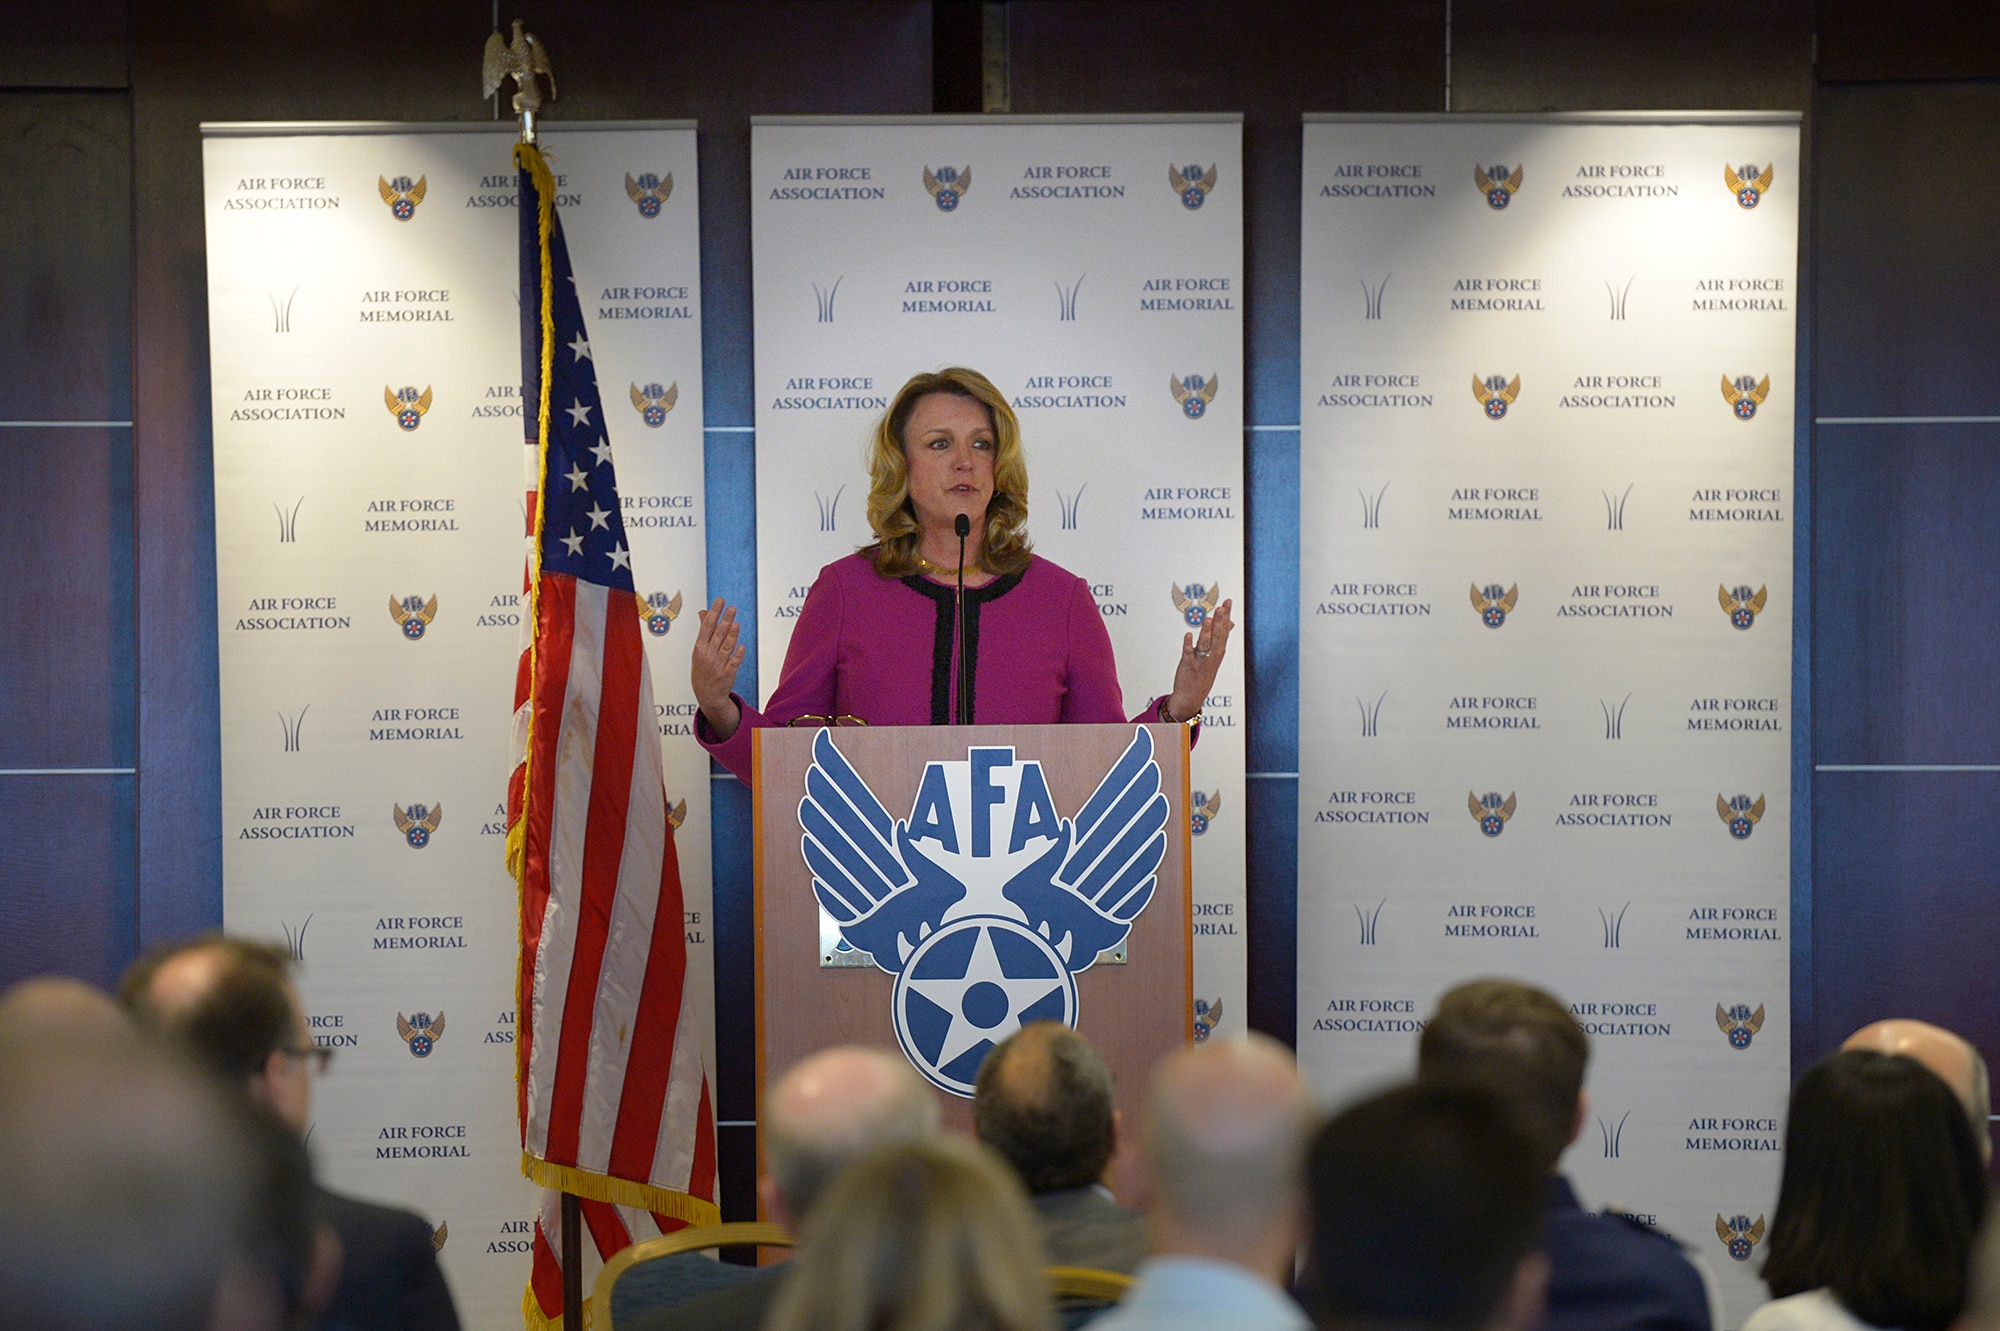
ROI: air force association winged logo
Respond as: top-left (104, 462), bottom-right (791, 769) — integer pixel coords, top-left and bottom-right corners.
top-left (639, 590), bottom-right (683, 637)
top-left (1170, 372), bottom-right (1219, 419)
top-left (397, 1010), bottom-right (445, 1057)
top-left (1724, 162), bottom-right (1774, 209)
top-left (393, 802), bottom-right (441, 849)
top-left (1169, 163), bottom-right (1217, 209)
top-left (801, 727), bottom-right (1168, 1096)
top-left (1476, 163), bottom-right (1523, 208)
top-left (385, 385), bottom-right (433, 431)
top-left (1469, 791), bottom-right (1517, 837)
top-left (1171, 581), bottom-right (1220, 628)
top-left (389, 593), bottom-right (438, 640)
top-left (1722, 373), bottom-right (1770, 420)
top-left (1717, 1003), bottom-right (1765, 1050)
top-left (1719, 584), bottom-right (1768, 630)
top-left (1718, 794), bottom-right (1766, 840)
top-left (923, 165), bottom-right (971, 211)
top-left (1717, 1213), bottom-right (1765, 1260)
top-left (1470, 582), bottom-right (1518, 628)
top-left (1473, 374), bottom-right (1521, 419)
top-left (625, 171), bottom-right (673, 217)
top-left (630, 381), bottom-right (678, 427)
top-left (379, 174), bottom-right (427, 220)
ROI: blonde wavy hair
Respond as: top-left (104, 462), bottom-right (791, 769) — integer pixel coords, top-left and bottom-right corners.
top-left (763, 1135), bottom-right (1055, 1331)
top-left (865, 368), bottom-right (1033, 577)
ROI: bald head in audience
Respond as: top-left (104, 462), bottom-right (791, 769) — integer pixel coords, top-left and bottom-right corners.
top-left (0, 975), bottom-right (130, 1049)
top-left (1843, 1020), bottom-right (1991, 1161)
top-left (761, 1045), bottom-right (941, 1229)
top-left (0, 1025), bottom-right (272, 1331)
top-left (1142, 1033), bottom-right (1315, 1285)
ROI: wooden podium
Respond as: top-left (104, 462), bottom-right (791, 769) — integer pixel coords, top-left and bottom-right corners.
top-left (754, 722), bottom-right (1194, 1133)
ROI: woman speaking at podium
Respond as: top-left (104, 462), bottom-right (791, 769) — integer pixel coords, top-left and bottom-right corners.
top-left (692, 366), bottom-right (1233, 783)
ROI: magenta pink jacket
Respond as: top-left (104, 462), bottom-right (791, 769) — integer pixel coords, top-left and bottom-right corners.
top-left (697, 552), bottom-right (1173, 782)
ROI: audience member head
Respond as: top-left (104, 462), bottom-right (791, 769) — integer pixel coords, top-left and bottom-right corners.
top-left (1843, 1019), bottom-right (1992, 1162)
top-left (765, 1134), bottom-right (1053, 1331)
top-left (1763, 1049), bottom-right (1987, 1331)
top-left (118, 934), bottom-right (318, 1134)
top-left (974, 1021), bottom-right (1118, 1195)
top-left (761, 1045), bottom-right (941, 1229)
top-left (0, 1031), bottom-right (269, 1331)
top-left (1142, 1032), bottom-right (1315, 1283)
top-left (1417, 978), bottom-right (1587, 1173)
top-left (0, 975), bottom-right (132, 1050)
top-left (1309, 1082), bottom-right (1547, 1331)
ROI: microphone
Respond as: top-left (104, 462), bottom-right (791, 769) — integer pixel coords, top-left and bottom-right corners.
top-left (954, 514), bottom-right (971, 725)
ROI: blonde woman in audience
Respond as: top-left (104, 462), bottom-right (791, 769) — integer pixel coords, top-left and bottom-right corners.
top-left (764, 1134), bottom-right (1055, 1331)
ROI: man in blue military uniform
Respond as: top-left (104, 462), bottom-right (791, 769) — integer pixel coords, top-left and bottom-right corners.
top-left (1418, 980), bottom-right (1716, 1331)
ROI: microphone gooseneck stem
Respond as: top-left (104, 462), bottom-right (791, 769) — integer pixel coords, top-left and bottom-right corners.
top-left (954, 514), bottom-right (971, 725)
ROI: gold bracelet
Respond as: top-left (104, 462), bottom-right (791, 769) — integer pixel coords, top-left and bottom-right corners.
top-left (1159, 699), bottom-right (1200, 726)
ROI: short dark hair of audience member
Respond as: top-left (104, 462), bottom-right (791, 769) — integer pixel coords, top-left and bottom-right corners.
top-left (764, 1135), bottom-right (1054, 1331)
top-left (119, 934), bottom-right (302, 1087)
top-left (975, 1020), bottom-right (1117, 1194)
top-left (1309, 1082), bottom-right (1548, 1331)
top-left (1958, 1196), bottom-right (2000, 1331)
top-left (1760, 1051), bottom-right (1988, 1331)
top-left (0, 1032), bottom-right (263, 1331)
top-left (1417, 978), bottom-right (1586, 1173)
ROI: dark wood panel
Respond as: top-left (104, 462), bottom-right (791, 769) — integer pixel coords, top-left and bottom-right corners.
top-left (1453, 0), bottom-right (1812, 112)
top-left (1009, 0), bottom-right (1442, 428)
top-left (1818, 0), bottom-right (2000, 82)
top-left (0, 775), bottom-right (136, 991)
top-left (0, 92), bottom-right (132, 422)
top-left (1813, 82), bottom-right (2000, 418)
top-left (1810, 771), bottom-right (2000, 1078)
top-left (1812, 425), bottom-right (2000, 764)
top-left (0, 0), bottom-right (128, 89)
top-left (0, 427), bottom-right (134, 768)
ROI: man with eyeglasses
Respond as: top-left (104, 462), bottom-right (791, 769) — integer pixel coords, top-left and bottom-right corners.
top-left (120, 935), bottom-right (460, 1331)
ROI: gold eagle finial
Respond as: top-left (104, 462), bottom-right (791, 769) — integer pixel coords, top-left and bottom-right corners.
top-left (482, 20), bottom-right (556, 143)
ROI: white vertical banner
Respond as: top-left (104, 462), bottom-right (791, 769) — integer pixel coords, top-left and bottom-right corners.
top-left (750, 115), bottom-right (1247, 1048)
top-left (202, 121), bottom-right (710, 1331)
top-left (1297, 113), bottom-right (1798, 1324)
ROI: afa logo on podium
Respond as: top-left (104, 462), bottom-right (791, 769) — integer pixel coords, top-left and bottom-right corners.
top-left (798, 727), bottom-right (1169, 1096)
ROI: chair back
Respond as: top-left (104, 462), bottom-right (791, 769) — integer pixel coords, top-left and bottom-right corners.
top-left (592, 1222), bottom-right (794, 1330)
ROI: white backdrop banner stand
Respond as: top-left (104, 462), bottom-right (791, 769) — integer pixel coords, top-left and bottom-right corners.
top-left (202, 120), bottom-right (710, 1331)
top-left (750, 114), bottom-right (1247, 1051)
top-left (1296, 112), bottom-right (1799, 1322)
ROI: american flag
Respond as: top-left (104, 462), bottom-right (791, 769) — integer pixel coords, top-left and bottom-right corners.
top-left (506, 143), bottom-right (718, 1330)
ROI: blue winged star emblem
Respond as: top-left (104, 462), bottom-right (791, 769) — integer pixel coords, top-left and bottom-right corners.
top-left (799, 726), bottom-right (1169, 1096)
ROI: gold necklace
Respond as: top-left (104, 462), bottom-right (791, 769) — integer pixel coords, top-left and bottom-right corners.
top-left (917, 555), bottom-right (965, 577)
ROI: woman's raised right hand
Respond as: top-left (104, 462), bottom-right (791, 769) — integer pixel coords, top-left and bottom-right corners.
top-left (691, 597), bottom-right (746, 740)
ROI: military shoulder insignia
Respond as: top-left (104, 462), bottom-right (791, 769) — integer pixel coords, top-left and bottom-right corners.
top-left (1716, 1213), bottom-right (1766, 1260)
top-left (1717, 794), bottom-right (1766, 840)
top-left (1169, 372), bottom-right (1220, 419)
top-left (625, 171), bottom-right (673, 217)
top-left (1723, 162), bottom-right (1774, 209)
top-left (1169, 162), bottom-right (1218, 210)
top-left (667, 797), bottom-right (687, 830)
top-left (1470, 582), bottom-right (1518, 628)
top-left (1193, 996), bottom-right (1223, 1042)
top-left (379, 174), bottom-right (427, 220)
top-left (1171, 581), bottom-right (1220, 628)
top-left (1469, 790), bottom-right (1517, 837)
top-left (385, 385), bottom-right (434, 431)
top-left (390, 593), bottom-right (439, 640)
top-left (1472, 373), bottom-right (1521, 419)
top-left (1721, 373), bottom-right (1770, 420)
top-left (393, 802), bottom-right (442, 849)
top-left (1191, 789), bottom-right (1221, 837)
top-left (640, 590), bottom-right (683, 637)
top-left (1476, 163), bottom-right (1523, 209)
top-left (397, 1010), bottom-right (445, 1058)
top-left (923, 164), bottom-right (971, 211)
top-left (630, 381), bottom-right (678, 428)
top-left (431, 1222), bottom-right (448, 1253)
top-left (1718, 584), bottom-right (1767, 630)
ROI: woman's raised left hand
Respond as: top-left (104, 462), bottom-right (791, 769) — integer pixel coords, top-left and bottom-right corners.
top-left (1166, 598), bottom-right (1233, 722)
